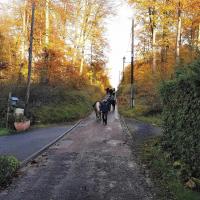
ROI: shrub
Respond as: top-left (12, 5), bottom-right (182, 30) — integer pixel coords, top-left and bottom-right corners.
top-left (160, 59), bottom-right (200, 179)
top-left (0, 156), bottom-right (20, 187)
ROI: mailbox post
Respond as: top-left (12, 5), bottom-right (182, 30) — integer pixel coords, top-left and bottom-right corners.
top-left (6, 93), bottom-right (19, 128)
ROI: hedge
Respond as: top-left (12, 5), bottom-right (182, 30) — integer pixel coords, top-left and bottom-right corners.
top-left (0, 156), bottom-right (20, 187)
top-left (160, 59), bottom-right (200, 179)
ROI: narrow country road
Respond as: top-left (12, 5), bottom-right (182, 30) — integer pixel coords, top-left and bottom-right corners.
top-left (0, 110), bottom-right (154, 200)
top-left (0, 124), bottom-right (74, 161)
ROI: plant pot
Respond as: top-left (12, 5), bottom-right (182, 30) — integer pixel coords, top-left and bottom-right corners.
top-left (14, 120), bottom-right (31, 132)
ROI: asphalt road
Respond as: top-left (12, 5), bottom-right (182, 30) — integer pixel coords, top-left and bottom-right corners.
top-left (124, 118), bottom-right (162, 143)
top-left (0, 110), bottom-right (155, 200)
top-left (0, 125), bottom-right (73, 161)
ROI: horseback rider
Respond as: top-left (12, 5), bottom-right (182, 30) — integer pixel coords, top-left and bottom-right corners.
top-left (106, 88), bottom-right (116, 111)
top-left (100, 99), bottom-right (109, 125)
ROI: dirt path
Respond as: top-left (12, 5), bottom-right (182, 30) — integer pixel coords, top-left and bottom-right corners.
top-left (0, 110), bottom-right (154, 200)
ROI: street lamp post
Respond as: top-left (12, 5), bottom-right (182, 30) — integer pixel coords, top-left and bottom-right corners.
top-left (123, 56), bottom-right (126, 81)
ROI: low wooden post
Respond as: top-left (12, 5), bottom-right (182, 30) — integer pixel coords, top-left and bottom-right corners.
top-left (6, 92), bottom-right (11, 129)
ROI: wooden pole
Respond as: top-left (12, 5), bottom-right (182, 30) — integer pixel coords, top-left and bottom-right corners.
top-left (6, 92), bottom-right (11, 128)
top-left (131, 19), bottom-right (135, 108)
top-left (25, 2), bottom-right (35, 115)
top-left (123, 56), bottom-right (126, 81)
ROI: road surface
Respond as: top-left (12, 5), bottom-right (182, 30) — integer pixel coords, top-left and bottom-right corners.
top-left (0, 110), bottom-right (155, 200)
top-left (0, 125), bottom-right (74, 161)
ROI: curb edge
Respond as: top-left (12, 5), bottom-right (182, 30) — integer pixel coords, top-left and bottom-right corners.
top-left (20, 120), bottom-right (82, 168)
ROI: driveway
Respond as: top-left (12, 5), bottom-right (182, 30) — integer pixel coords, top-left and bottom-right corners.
top-left (0, 124), bottom-right (74, 161)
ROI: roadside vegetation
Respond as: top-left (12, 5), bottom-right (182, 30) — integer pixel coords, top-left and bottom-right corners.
top-left (118, 104), bottom-right (162, 126)
top-left (118, 0), bottom-right (200, 197)
top-left (142, 138), bottom-right (200, 200)
top-left (118, 59), bottom-right (200, 198)
top-left (30, 85), bottom-right (103, 124)
top-left (0, 84), bottom-right (104, 130)
top-left (0, 156), bottom-right (20, 188)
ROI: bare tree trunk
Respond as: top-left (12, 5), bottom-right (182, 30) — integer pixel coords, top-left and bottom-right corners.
top-left (80, 49), bottom-right (85, 75)
top-left (152, 29), bottom-right (156, 72)
top-left (148, 6), bottom-right (156, 73)
top-left (19, 0), bottom-right (27, 83)
top-left (45, 0), bottom-right (49, 47)
top-left (198, 24), bottom-right (200, 50)
top-left (22, 0), bottom-right (27, 61)
top-left (79, 0), bottom-right (91, 75)
top-left (25, 2), bottom-right (35, 115)
top-left (72, 0), bottom-right (82, 65)
top-left (40, 0), bottom-right (50, 84)
top-left (175, 0), bottom-right (181, 64)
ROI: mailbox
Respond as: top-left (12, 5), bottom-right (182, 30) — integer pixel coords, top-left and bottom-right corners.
top-left (10, 97), bottom-right (19, 107)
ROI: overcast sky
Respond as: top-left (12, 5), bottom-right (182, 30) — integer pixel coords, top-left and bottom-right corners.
top-left (106, 1), bottom-right (133, 88)
top-left (0, 0), bottom-right (134, 88)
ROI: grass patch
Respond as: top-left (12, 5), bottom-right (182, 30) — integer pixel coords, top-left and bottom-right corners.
top-left (30, 87), bottom-right (101, 125)
top-left (0, 156), bottom-right (20, 188)
top-left (141, 138), bottom-right (200, 200)
top-left (0, 128), bottom-right (10, 136)
top-left (32, 102), bottom-right (90, 124)
top-left (119, 105), bottom-right (162, 126)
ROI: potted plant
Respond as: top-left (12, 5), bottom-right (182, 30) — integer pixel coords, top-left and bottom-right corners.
top-left (14, 114), bottom-right (30, 132)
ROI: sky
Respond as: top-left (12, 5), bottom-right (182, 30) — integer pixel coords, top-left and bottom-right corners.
top-left (0, 0), bottom-right (134, 89)
top-left (106, 1), bottom-right (134, 89)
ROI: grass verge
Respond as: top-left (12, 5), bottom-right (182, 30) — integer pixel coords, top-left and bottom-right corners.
top-left (119, 105), bottom-right (162, 126)
top-left (0, 128), bottom-right (10, 136)
top-left (30, 88), bottom-right (100, 124)
top-left (141, 138), bottom-right (200, 200)
top-left (0, 156), bottom-right (20, 188)
top-left (32, 102), bottom-right (90, 124)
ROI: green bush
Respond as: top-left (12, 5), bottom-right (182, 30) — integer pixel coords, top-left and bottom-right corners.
top-left (0, 156), bottom-right (19, 187)
top-left (0, 128), bottom-right (10, 136)
top-left (160, 59), bottom-right (200, 179)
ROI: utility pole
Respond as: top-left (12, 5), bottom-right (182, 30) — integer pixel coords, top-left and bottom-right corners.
top-left (130, 18), bottom-right (135, 108)
top-left (123, 56), bottom-right (126, 81)
top-left (25, 2), bottom-right (35, 115)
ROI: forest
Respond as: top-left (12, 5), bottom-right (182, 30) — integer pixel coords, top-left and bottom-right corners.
top-left (0, 0), bottom-right (112, 129)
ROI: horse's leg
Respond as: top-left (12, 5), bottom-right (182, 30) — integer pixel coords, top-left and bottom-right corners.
top-left (99, 112), bottom-right (102, 121)
top-left (102, 113), bottom-right (104, 124)
top-left (113, 102), bottom-right (115, 111)
top-left (95, 111), bottom-right (98, 120)
top-left (105, 112), bottom-right (108, 125)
